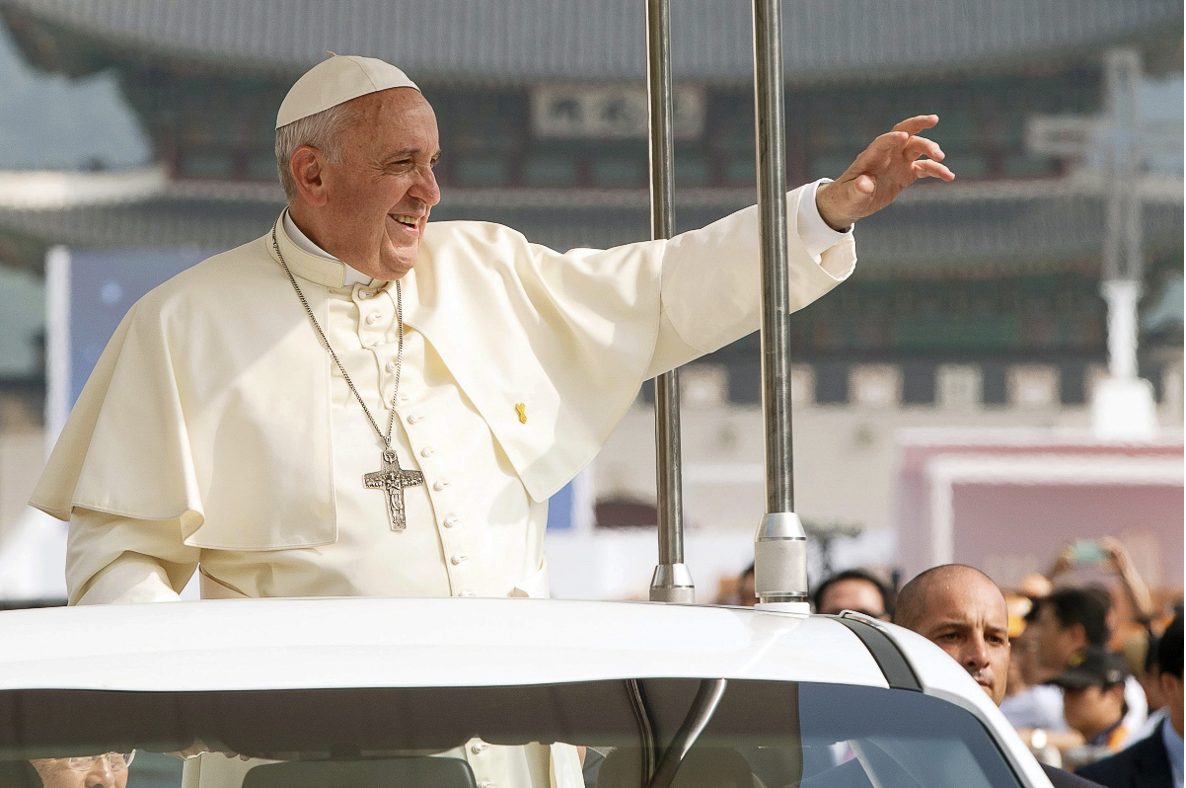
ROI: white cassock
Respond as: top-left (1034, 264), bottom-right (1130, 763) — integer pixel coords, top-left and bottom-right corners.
top-left (30, 181), bottom-right (855, 787)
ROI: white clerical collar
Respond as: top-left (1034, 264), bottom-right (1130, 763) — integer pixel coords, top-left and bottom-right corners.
top-left (283, 211), bottom-right (374, 287)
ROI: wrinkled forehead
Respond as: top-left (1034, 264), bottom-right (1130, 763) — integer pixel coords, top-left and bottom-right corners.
top-left (348, 88), bottom-right (437, 134)
top-left (929, 581), bottom-right (1009, 628)
top-left (337, 88), bottom-right (440, 154)
top-left (344, 86), bottom-right (434, 120)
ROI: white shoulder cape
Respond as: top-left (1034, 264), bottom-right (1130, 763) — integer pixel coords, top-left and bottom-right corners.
top-left (32, 190), bottom-right (853, 549)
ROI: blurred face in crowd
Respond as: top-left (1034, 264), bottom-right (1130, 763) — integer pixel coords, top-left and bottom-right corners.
top-left (1062, 683), bottom-right (1125, 741)
top-left (292, 87), bottom-right (441, 280)
top-left (1030, 603), bottom-right (1082, 673)
top-left (29, 754), bottom-right (129, 788)
top-left (898, 567), bottom-right (1011, 705)
top-left (1138, 661), bottom-right (1165, 713)
top-left (817, 578), bottom-right (886, 619)
top-left (1006, 629), bottom-right (1037, 696)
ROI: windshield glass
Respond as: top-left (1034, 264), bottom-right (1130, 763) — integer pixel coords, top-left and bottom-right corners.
top-left (0, 679), bottom-right (1021, 787)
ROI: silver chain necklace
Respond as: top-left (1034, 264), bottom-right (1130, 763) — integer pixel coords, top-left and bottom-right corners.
top-left (271, 223), bottom-right (424, 531)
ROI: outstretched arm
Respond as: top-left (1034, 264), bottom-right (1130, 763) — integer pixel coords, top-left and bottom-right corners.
top-left (815, 114), bottom-right (954, 231)
top-left (1099, 536), bottom-right (1155, 622)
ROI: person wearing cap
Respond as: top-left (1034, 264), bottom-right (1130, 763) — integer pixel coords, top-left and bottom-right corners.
top-left (893, 564), bottom-right (1105, 788)
top-left (1054, 647), bottom-right (1133, 762)
top-left (30, 54), bottom-right (951, 785)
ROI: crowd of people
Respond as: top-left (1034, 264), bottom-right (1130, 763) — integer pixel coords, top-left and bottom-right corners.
top-left (729, 538), bottom-right (1184, 786)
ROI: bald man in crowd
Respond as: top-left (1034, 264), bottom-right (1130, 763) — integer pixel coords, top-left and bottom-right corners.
top-left (894, 564), bottom-right (1105, 788)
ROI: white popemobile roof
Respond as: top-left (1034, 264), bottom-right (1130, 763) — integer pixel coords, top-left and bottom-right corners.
top-left (0, 597), bottom-right (974, 702)
top-left (0, 597), bottom-right (1053, 785)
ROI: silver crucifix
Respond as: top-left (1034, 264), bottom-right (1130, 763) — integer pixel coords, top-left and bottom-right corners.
top-left (363, 449), bottom-right (424, 531)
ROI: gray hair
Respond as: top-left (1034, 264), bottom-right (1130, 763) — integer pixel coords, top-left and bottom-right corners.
top-left (275, 103), bottom-right (357, 202)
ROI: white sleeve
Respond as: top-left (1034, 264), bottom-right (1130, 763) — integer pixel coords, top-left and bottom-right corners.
top-left (647, 181), bottom-right (857, 377)
top-left (67, 508), bottom-right (198, 604)
top-left (796, 178), bottom-right (852, 265)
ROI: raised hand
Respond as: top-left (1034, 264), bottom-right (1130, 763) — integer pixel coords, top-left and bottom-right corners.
top-left (815, 114), bottom-right (954, 231)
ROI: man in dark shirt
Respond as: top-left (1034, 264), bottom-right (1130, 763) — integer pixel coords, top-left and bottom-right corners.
top-left (1077, 614), bottom-right (1183, 788)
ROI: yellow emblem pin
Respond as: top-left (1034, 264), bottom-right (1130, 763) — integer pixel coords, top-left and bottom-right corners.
top-left (515, 403), bottom-right (528, 424)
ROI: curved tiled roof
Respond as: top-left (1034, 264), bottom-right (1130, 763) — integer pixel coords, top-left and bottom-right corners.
top-left (2, 0), bottom-right (1181, 84)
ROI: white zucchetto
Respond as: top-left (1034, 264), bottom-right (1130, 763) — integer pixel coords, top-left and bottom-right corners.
top-left (276, 54), bottom-right (420, 129)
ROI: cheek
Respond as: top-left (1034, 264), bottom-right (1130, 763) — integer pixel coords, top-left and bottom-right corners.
top-left (1064, 693), bottom-right (1093, 718)
top-left (992, 647), bottom-right (1010, 668)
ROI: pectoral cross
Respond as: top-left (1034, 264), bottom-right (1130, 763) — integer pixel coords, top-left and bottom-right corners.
top-left (363, 449), bottom-right (424, 531)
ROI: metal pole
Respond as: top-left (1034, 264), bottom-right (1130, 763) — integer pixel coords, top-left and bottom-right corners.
top-left (646, 0), bottom-right (694, 604)
top-left (751, 0), bottom-right (808, 608)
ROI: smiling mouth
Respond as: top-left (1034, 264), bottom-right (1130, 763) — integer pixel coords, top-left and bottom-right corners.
top-left (390, 214), bottom-right (421, 228)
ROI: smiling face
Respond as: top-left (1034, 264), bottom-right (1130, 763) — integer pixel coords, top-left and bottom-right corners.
top-left (290, 87), bottom-right (441, 280)
top-left (909, 569), bottom-right (1012, 705)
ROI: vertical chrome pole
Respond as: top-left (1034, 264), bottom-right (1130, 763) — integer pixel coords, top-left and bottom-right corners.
top-left (751, 0), bottom-right (808, 608)
top-left (647, 0), bottom-right (694, 604)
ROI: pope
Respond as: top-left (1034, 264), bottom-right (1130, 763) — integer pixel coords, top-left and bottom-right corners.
top-left (31, 54), bottom-right (952, 784)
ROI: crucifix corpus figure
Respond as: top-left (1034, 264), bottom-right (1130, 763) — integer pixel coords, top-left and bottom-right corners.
top-left (364, 449), bottom-right (424, 531)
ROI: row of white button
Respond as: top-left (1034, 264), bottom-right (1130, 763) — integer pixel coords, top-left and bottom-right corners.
top-left (391, 372), bottom-right (474, 598)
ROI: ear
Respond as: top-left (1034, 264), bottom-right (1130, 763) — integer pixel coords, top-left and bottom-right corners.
top-left (289, 145), bottom-right (328, 207)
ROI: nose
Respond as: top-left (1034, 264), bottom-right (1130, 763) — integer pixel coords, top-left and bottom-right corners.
top-left (412, 163), bottom-right (441, 206)
top-left (83, 759), bottom-right (118, 788)
top-left (962, 633), bottom-right (990, 670)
